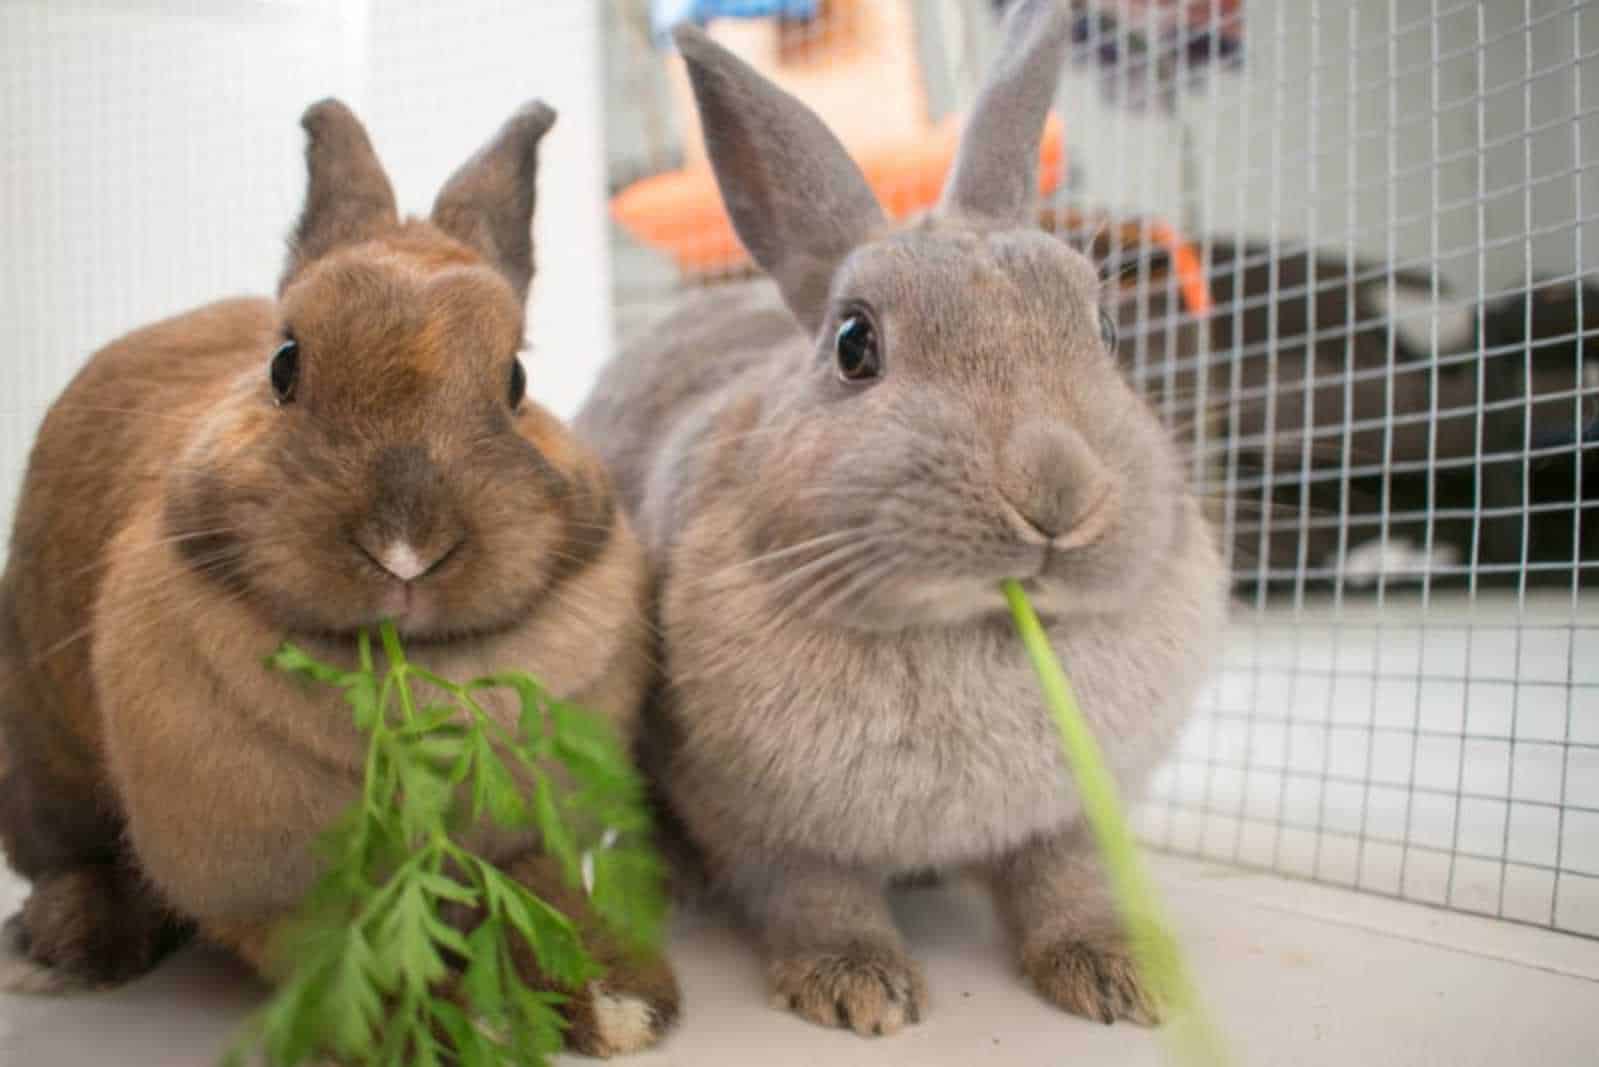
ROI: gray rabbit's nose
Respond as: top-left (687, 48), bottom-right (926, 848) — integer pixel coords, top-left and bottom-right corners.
top-left (999, 421), bottom-right (1114, 546)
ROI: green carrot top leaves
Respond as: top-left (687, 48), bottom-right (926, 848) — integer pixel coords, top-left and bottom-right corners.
top-left (229, 622), bottom-right (665, 1067)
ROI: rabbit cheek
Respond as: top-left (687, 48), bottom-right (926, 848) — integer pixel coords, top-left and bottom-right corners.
top-left (162, 470), bottom-right (251, 597)
top-left (749, 446), bottom-right (832, 553)
top-left (162, 419), bottom-right (283, 601)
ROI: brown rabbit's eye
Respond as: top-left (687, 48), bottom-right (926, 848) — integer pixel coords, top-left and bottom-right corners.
top-left (508, 359), bottom-right (527, 409)
top-left (834, 312), bottom-right (881, 383)
top-left (1098, 308), bottom-right (1118, 351)
top-left (270, 338), bottom-right (299, 405)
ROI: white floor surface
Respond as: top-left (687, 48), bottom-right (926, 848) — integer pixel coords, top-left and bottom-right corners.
top-left (3, 853), bottom-right (1596, 1066)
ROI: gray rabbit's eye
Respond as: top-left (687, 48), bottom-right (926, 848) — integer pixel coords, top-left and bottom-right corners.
top-left (270, 337), bottom-right (299, 405)
top-left (508, 358), bottom-right (527, 410)
top-left (1098, 308), bottom-right (1118, 351)
top-left (834, 312), bottom-right (882, 383)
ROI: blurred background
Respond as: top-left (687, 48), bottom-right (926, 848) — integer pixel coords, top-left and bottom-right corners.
top-left (2, 0), bottom-right (1595, 948)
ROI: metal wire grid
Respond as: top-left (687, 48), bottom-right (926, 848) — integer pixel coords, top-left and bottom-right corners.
top-left (602, 0), bottom-right (1597, 937)
top-left (1088, 0), bottom-right (1598, 937)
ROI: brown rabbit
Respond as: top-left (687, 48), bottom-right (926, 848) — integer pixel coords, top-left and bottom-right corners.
top-left (577, 0), bottom-right (1226, 1039)
top-left (0, 99), bottom-right (677, 1056)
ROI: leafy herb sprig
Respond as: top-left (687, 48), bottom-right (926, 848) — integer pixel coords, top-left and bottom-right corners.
top-left (226, 622), bottom-right (665, 1067)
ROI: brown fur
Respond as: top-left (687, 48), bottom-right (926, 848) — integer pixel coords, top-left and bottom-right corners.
top-left (0, 98), bottom-right (677, 1053)
top-left (4, 865), bottom-right (186, 992)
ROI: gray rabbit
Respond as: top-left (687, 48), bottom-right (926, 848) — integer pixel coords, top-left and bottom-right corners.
top-left (578, 0), bottom-right (1226, 1036)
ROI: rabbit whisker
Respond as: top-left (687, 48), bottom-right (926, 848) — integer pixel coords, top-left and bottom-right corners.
top-left (763, 539), bottom-right (881, 603)
top-left (773, 539), bottom-right (894, 625)
top-left (804, 552), bottom-right (900, 623)
top-left (685, 529), bottom-right (859, 589)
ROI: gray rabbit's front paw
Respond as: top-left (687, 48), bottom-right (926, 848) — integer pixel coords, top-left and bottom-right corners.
top-left (768, 940), bottom-right (927, 1037)
top-left (1022, 933), bottom-right (1161, 1026)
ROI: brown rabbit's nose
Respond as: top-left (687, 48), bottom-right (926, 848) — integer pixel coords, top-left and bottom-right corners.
top-left (1000, 421), bottom-right (1116, 547)
top-left (357, 538), bottom-right (460, 583)
top-left (356, 445), bottom-right (466, 582)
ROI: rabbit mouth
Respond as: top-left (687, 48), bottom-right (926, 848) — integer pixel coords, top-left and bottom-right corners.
top-left (1000, 483), bottom-right (1117, 560)
top-left (378, 582), bottom-right (422, 622)
top-left (1048, 485), bottom-right (1117, 553)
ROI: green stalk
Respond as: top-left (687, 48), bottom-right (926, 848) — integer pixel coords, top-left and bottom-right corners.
top-left (1001, 579), bottom-right (1229, 1067)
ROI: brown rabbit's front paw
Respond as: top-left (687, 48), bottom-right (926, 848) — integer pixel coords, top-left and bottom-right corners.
top-left (1, 867), bottom-right (187, 994)
top-left (0, 913), bottom-right (78, 994)
top-left (560, 952), bottom-right (681, 1058)
top-left (769, 941), bottom-right (927, 1037)
top-left (1022, 934), bottom-right (1161, 1026)
top-left (497, 853), bottom-right (680, 1057)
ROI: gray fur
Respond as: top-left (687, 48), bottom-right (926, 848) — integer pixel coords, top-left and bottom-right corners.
top-left (940, 0), bottom-right (1075, 223)
top-left (577, 0), bottom-right (1226, 1036)
top-left (672, 25), bottom-right (886, 332)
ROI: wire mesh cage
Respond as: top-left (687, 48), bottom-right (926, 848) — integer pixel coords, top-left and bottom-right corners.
top-left (603, 0), bottom-right (1598, 938)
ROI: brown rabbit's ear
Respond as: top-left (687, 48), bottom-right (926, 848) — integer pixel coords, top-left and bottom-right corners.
top-left (281, 99), bottom-right (399, 290)
top-left (675, 25), bottom-right (885, 334)
top-left (939, 0), bottom-right (1072, 224)
top-left (429, 101), bottom-right (557, 305)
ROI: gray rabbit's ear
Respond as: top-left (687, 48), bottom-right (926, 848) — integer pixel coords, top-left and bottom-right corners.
top-left (675, 25), bottom-right (885, 333)
top-left (431, 100), bottom-right (557, 305)
top-left (939, 0), bottom-right (1072, 224)
top-left (282, 99), bottom-right (399, 291)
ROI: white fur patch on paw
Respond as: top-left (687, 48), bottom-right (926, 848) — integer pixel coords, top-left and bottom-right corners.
top-left (588, 983), bottom-right (659, 1056)
top-left (0, 915), bottom-right (88, 996)
top-left (0, 947), bottom-right (87, 995)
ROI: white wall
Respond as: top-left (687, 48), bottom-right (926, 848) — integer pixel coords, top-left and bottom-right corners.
top-left (361, 1), bottom-right (613, 419)
top-left (0, 0), bottom-right (612, 536)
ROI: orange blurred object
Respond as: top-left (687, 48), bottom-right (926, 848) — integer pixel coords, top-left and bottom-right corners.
top-left (612, 112), bottom-right (1067, 275)
top-left (1145, 219), bottom-right (1213, 318)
